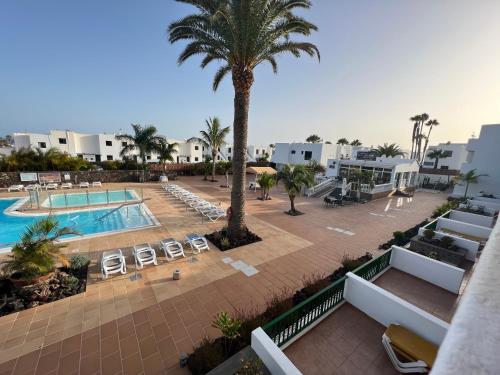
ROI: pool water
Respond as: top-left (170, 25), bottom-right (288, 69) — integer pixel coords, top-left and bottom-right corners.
top-left (42, 189), bottom-right (138, 208)
top-left (0, 199), bottom-right (153, 248)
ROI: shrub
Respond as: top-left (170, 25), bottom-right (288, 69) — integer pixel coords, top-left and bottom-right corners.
top-left (220, 237), bottom-right (230, 250)
top-left (212, 312), bottom-right (241, 354)
top-left (440, 236), bottom-right (454, 249)
top-left (262, 288), bottom-right (294, 321)
top-left (432, 201), bottom-right (459, 218)
top-left (69, 255), bottom-right (90, 271)
top-left (187, 337), bottom-right (226, 375)
top-left (393, 231), bottom-right (407, 246)
top-left (423, 229), bottom-right (435, 241)
top-left (235, 359), bottom-right (265, 375)
top-left (301, 273), bottom-right (329, 298)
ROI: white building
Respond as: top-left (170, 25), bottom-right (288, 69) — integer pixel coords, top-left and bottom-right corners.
top-left (419, 142), bottom-right (468, 186)
top-left (217, 144), bottom-right (274, 162)
top-left (271, 142), bottom-right (336, 169)
top-left (452, 124), bottom-right (500, 198)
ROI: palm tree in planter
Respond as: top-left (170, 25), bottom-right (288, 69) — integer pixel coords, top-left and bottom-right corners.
top-left (116, 124), bottom-right (164, 182)
top-left (199, 117), bottom-right (230, 182)
top-left (157, 139), bottom-right (178, 175)
top-left (169, 0), bottom-right (320, 241)
top-left (373, 143), bottom-right (406, 158)
top-left (5, 217), bottom-right (79, 285)
top-left (277, 165), bottom-right (314, 216)
top-left (456, 169), bottom-right (488, 198)
top-left (427, 149), bottom-right (449, 169)
top-left (257, 172), bottom-right (276, 200)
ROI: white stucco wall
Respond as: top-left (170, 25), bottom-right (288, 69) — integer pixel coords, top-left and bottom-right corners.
top-left (390, 246), bottom-right (465, 293)
top-left (449, 210), bottom-right (495, 228)
top-left (436, 217), bottom-right (492, 239)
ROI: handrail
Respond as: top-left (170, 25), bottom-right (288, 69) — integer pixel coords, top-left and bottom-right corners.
top-left (306, 178), bottom-right (335, 196)
top-left (97, 198), bottom-right (150, 221)
top-left (262, 249), bottom-right (392, 347)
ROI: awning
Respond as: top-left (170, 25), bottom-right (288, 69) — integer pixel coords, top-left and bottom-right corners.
top-left (246, 166), bottom-right (277, 175)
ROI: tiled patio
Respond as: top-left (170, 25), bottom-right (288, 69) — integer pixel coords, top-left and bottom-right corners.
top-left (284, 304), bottom-right (399, 375)
top-left (0, 178), bottom-right (448, 374)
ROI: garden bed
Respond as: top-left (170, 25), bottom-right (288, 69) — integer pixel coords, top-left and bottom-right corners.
top-left (409, 236), bottom-right (466, 267)
top-left (0, 264), bottom-right (88, 317)
top-left (205, 228), bottom-right (262, 251)
top-left (379, 219), bottom-right (430, 249)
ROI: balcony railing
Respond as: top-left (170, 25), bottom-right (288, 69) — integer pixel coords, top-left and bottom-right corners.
top-left (263, 249), bottom-right (392, 347)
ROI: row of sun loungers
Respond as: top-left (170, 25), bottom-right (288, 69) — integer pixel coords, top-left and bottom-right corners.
top-left (100, 234), bottom-right (209, 278)
top-left (163, 184), bottom-right (226, 222)
top-left (6, 181), bottom-right (102, 192)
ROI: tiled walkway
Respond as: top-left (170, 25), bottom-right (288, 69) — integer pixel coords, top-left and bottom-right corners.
top-left (0, 179), bottom-right (447, 374)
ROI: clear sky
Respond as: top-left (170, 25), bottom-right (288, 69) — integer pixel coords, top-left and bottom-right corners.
top-left (1, 0), bottom-right (499, 149)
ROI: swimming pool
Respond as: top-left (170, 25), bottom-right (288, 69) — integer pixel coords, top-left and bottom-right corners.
top-left (0, 198), bottom-right (157, 249)
top-left (41, 189), bottom-right (139, 208)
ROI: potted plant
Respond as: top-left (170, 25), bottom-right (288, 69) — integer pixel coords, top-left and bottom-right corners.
top-left (5, 217), bottom-right (79, 286)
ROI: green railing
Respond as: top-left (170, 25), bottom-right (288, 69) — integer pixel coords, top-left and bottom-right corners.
top-left (262, 249), bottom-right (393, 347)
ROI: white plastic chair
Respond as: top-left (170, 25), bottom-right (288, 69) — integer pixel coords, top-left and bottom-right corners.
top-left (46, 183), bottom-right (58, 190)
top-left (160, 238), bottom-right (186, 260)
top-left (101, 249), bottom-right (127, 279)
top-left (133, 243), bottom-right (158, 269)
top-left (8, 184), bottom-right (24, 192)
top-left (80, 182), bottom-right (90, 188)
top-left (92, 181), bottom-right (102, 187)
top-left (185, 234), bottom-right (209, 253)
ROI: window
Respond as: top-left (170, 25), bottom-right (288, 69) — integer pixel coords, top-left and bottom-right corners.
top-left (107, 155), bottom-right (113, 161)
top-left (58, 138), bottom-right (67, 144)
top-left (443, 150), bottom-right (453, 157)
top-left (423, 161), bottom-right (434, 167)
top-left (440, 165), bottom-right (449, 170)
top-left (291, 150), bottom-right (296, 154)
top-left (202, 146), bottom-right (205, 151)
top-left (466, 151), bottom-right (474, 163)
top-left (217, 156), bottom-right (220, 160)
top-left (304, 151), bottom-right (312, 160)
top-left (146, 155), bottom-right (151, 160)
top-left (187, 157), bottom-right (190, 162)
top-left (95, 155), bottom-right (101, 162)
top-left (106, 141), bottom-right (112, 146)
top-left (195, 157), bottom-right (199, 162)
top-left (228, 156), bottom-right (231, 161)
top-left (256, 149), bottom-right (259, 154)
top-left (195, 146), bottom-right (199, 150)
top-left (38, 142), bottom-right (46, 148)
top-left (121, 141), bottom-right (127, 147)
top-left (218, 147), bottom-right (220, 152)
top-left (228, 147), bottom-right (232, 153)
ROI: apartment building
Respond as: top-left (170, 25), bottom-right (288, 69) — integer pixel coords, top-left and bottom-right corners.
top-left (419, 142), bottom-right (468, 186)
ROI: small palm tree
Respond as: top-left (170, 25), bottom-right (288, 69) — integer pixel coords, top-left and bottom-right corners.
top-left (257, 172), bottom-right (276, 200)
top-left (277, 165), bottom-right (314, 215)
top-left (306, 160), bottom-right (326, 175)
top-left (427, 149), bottom-right (449, 169)
top-left (456, 169), bottom-right (488, 198)
top-left (337, 138), bottom-right (349, 145)
top-left (4, 217), bottom-right (79, 283)
top-left (116, 124), bottom-right (164, 167)
top-left (373, 143), bottom-right (406, 158)
top-left (306, 134), bottom-right (322, 143)
top-left (218, 160), bottom-right (232, 188)
top-left (350, 139), bottom-right (362, 146)
top-left (199, 117), bottom-right (230, 182)
top-left (169, 0), bottom-right (320, 241)
top-left (156, 139), bottom-right (178, 174)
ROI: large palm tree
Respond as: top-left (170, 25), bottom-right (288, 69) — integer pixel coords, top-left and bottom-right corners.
top-left (427, 149), bottom-right (449, 169)
top-left (116, 124), bottom-right (164, 181)
top-left (373, 143), bottom-right (406, 158)
top-left (199, 117), bottom-right (230, 182)
top-left (350, 139), bottom-right (362, 146)
top-left (306, 134), bottom-right (322, 143)
top-left (456, 169), bottom-right (488, 198)
top-left (337, 138), bottom-right (349, 145)
top-left (169, 0), bottom-right (320, 240)
top-left (156, 139), bottom-right (179, 174)
top-left (277, 164), bottom-right (314, 215)
top-left (420, 119), bottom-right (439, 164)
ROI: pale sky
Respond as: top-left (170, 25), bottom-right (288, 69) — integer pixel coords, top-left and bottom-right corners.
top-left (1, 0), bottom-right (499, 148)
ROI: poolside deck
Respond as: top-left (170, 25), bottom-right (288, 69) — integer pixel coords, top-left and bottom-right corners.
top-left (0, 178), bottom-right (447, 374)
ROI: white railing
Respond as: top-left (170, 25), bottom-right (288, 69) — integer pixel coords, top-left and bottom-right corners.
top-left (305, 178), bottom-right (335, 197)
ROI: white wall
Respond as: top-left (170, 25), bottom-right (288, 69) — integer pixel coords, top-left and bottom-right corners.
top-left (472, 196), bottom-right (500, 204)
top-left (418, 226), bottom-right (479, 261)
top-left (390, 246), bottom-right (465, 293)
top-left (344, 273), bottom-right (449, 346)
top-left (423, 143), bottom-right (468, 170)
top-left (251, 328), bottom-right (302, 375)
top-left (469, 198), bottom-right (500, 213)
top-left (449, 210), bottom-right (495, 228)
top-left (271, 143), bottom-right (335, 167)
top-left (437, 217), bottom-right (492, 240)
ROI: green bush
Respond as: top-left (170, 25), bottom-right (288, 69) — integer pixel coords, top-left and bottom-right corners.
top-left (187, 337), bottom-right (226, 375)
top-left (393, 231), bottom-right (407, 246)
top-left (440, 236), bottom-right (454, 249)
top-left (69, 255), bottom-right (90, 271)
top-left (423, 229), bottom-right (435, 240)
top-left (235, 359), bottom-right (265, 375)
top-left (432, 201), bottom-right (459, 218)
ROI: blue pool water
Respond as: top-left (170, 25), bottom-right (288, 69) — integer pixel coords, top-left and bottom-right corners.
top-left (0, 199), bottom-right (153, 248)
top-left (42, 190), bottom-right (138, 208)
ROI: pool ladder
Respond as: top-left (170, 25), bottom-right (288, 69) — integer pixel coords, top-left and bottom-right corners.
top-left (96, 199), bottom-right (149, 221)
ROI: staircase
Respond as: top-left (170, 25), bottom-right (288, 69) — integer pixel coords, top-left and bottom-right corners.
top-left (307, 178), bottom-right (338, 198)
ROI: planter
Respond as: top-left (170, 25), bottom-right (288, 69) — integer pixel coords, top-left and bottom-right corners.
top-left (409, 237), bottom-right (466, 267)
top-left (9, 272), bottom-right (55, 287)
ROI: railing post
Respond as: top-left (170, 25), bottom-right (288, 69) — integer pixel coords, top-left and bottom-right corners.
top-left (64, 193), bottom-right (68, 208)
top-left (106, 189), bottom-right (109, 205)
top-left (86, 190), bottom-right (89, 207)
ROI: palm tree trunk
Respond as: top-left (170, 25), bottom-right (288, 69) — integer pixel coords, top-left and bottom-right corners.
top-left (212, 151), bottom-right (217, 181)
top-left (290, 195), bottom-right (296, 213)
top-left (464, 182), bottom-right (469, 198)
top-left (434, 158), bottom-right (439, 169)
top-left (228, 74), bottom-right (252, 241)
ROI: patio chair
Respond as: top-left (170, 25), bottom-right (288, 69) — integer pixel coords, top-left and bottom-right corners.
top-left (133, 243), bottom-right (158, 269)
top-left (25, 184), bottom-right (41, 191)
top-left (160, 238), bottom-right (186, 260)
top-left (45, 183), bottom-right (58, 190)
top-left (204, 209), bottom-right (226, 222)
top-left (196, 205), bottom-right (218, 214)
top-left (92, 181), bottom-right (102, 187)
top-left (79, 181), bottom-right (90, 188)
top-left (382, 324), bottom-right (437, 373)
top-left (101, 249), bottom-right (127, 279)
top-left (189, 200), bottom-right (210, 209)
top-left (61, 182), bottom-right (73, 189)
top-left (7, 184), bottom-right (24, 192)
top-left (185, 233), bottom-right (209, 253)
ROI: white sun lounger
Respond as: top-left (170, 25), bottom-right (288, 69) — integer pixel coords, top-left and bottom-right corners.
top-left (185, 233), bottom-right (209, 253)
top-left (92, 181), bottom-right (102, 187)
top-left (25, 184), bottom-right (41, 191)
top-left (45, 183), bottom-right (58, 190)
top-left (79, 182), bottom-right (90, 188)
top-left (101, 249), bottom-right (127, 279)
top-left (196, 205), bottom-right (218, 214)
top-left (189, 200), bottom-right (210, 209)
top-left (61, 182), bottom-right (73, 189)
top-left (204, 209), bottom-right (226, 222)
top-left (7, 184), bottom-right (24, 192)
top-left (160, 238), bottom-right (186, 260)
top-left (133, 243), bottom-right (158, 269)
